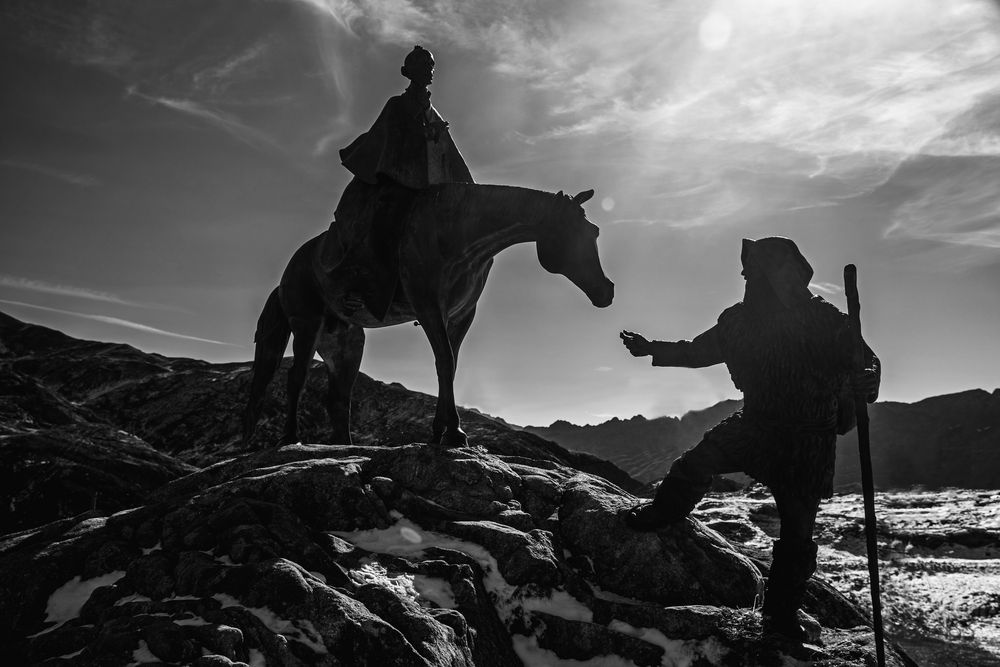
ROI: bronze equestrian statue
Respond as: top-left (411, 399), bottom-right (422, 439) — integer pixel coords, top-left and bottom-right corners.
top-left (243, 46), bottom-right (612, 449)
top-left (320, 45), bottom-right (474, 320)
top-left (243, 185), bottom-right (613, 449)
top-left (620, 237), bottom-right (879, 641)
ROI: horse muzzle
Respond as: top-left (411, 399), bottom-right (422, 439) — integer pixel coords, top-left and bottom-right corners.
top-left (588, 279), bottom-right (614, 308)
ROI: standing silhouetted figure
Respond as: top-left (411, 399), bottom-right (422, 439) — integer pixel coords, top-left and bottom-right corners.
top-left (321, 45), bottom-right (474, 320)
top-left (620, 237), bottom-right (880, 641)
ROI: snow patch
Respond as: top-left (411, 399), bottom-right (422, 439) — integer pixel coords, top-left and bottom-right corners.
top-left (128, 639), bottom-right (159, 664)
top-left (213, 593), bottom-right (327, 654)
top-left (332, 517), bottom-right (592, 624)
top-left (174, 616), bottom-right (212, 626)
top-left (609, 619), bottom-right (729, 667)
top-left (349, 559), bottom-right (457, 610)
top-left (247, 648), bottom-right (267, 667)
top-left (114, 593), bottom-right (152, 606)
top-left (40, 570), bottom-right (126, 629)
top-left (512, 634), bottom-right (640, 667)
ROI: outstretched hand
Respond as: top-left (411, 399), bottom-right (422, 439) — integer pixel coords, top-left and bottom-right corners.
top-left (620, 330), bottom-right (652, 357)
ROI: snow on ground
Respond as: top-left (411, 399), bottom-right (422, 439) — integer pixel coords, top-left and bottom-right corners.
top-left (28, 570), bottom-right (128, 638)
top-left (698, 487), bottom-right (1000, 663)
top-left (213, 593), bottom-right (328, 655)
top-left (334, 515), bottom-right (751, 667)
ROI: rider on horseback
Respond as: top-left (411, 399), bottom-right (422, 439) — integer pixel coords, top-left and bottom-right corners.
top-left (321, 46), bottom-right (475, 320)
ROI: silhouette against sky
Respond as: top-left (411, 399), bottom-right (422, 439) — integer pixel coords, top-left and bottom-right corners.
top-left (2, 0), bottom-right (999, 427)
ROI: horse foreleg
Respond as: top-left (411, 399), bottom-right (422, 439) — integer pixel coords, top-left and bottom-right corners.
top-left (448, 306), bottom-right (477, 373)
top-left (316, 321), bottom-right (365, 446)
top-left (284, 316), bottom-right (322, 445)
top-left (415, 309), bottom-right (465, 448)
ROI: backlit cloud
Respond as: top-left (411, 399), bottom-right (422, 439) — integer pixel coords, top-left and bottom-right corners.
top-left (296, 0), bottom-right (1000, 239)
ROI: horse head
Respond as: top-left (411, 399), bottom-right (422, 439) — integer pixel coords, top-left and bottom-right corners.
top-left (537, 189), bottom-right (614, 308)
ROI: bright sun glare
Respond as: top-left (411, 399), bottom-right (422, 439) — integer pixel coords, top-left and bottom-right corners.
top-left (699, 11), bottom-right (733, 50)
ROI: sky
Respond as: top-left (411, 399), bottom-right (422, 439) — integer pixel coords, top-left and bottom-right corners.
top-left (2, 0), bottom-right (999, 427)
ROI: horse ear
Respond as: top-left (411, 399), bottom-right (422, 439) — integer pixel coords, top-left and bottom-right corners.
top-left (556, 190), bottom-right (564, 198)
top-left (572, 189), bottom-right (594, 205)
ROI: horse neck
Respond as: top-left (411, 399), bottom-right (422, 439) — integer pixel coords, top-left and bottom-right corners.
top-left (441, 184), bottom-right (552, 260)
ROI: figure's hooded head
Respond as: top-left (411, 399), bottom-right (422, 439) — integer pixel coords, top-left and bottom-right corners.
top-left (740, 237), bottom-right (814, 309)
top-left (401, 46), bottom-right (435, 87)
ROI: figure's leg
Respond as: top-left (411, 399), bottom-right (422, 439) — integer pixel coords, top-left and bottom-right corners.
top-left (626, 419), bottom-right (749, 530)
top-left (366, 184), bottom-right (416, 320)
top-left (762, 489), bottom-right (821, 641)
top-left (283, 316), bottom-right (322, 445)
top-left (316, 319), bottom-right (365, 446)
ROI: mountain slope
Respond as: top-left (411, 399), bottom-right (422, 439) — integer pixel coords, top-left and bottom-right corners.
top-left (526, 390), bottom-right (1000, 490)
top-left (0, 310), bottom-right (920, 666)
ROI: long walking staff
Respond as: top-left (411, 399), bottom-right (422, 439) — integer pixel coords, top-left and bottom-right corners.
top-left (845, 264), bottom-right (886, 667)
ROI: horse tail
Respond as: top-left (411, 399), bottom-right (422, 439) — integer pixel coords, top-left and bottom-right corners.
top-left (242, 287), bottom-right (290, 446)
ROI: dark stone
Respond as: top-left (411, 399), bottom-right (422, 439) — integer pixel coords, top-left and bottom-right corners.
top-left (184, 622), bottom-right (247, 662)
top-left (444, 520), bottom-right (561, 587)
top-left (558, 476), bottom-right (763, 607)
top-left (534, 611), bottom-right (664, 666)
top-left (143, 619), bottom-right (200, 663)
top-left (125, 552), bottom-right (175, 599)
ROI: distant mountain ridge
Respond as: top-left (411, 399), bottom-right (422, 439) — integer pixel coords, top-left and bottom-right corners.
top-left (525, 390), bottom-right (1000, 490)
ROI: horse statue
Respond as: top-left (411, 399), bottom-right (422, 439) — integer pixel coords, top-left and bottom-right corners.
top-left (242, 184), bottom-right (614, 448)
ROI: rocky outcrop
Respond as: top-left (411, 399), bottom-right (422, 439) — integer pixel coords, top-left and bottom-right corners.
top-left (0, 312), bottom-right (918, 665)
top-left (1, 443), bottom-right (916, 666)
top-left (0, 311), bottom-right (637, 533)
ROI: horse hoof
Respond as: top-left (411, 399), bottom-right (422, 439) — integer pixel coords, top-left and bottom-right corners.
top-left (438, 427), bottom-right (468, 448)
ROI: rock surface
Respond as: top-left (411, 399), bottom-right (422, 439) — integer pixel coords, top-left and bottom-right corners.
top-left (1, 312), bottom-right (917, 666)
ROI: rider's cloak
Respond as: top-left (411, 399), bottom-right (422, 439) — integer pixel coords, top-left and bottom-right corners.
top-left (339, 88), bottom-right (474, 189)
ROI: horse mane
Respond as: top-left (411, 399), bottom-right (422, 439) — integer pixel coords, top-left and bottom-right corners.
top-left (423, 182), bottom-right (563, 221)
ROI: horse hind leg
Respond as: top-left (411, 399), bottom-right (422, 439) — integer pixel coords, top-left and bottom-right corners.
top-left (243, 287), bottom-right (291, 446)
top-left (316, 319), bottom-right (365, 446)
top-left (284, 316), bottom-right (323, 445)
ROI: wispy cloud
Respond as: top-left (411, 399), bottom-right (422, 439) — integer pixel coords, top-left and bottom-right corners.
top-left (0, 300), bottom-right (237, 347)
top-left (885, 157), bottom-right (1000, 251)
top-left (0, 160), bottom-right (99, 187)
top-left (0, 275), bottom-right (185, 311)
top-left (125, 87), bottom-right (283, 153)
top-left (192, 41), bottom-right (271, 95)
top-left (294, 0), bottom-right (1000, 234)
top-left (300, 0), bottom-right (1000, 154)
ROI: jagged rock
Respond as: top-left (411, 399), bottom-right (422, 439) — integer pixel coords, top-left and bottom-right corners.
top-left (534, 611), bottom-right (665, 665)
top-left (369, 444), bottom-right (523, 518)
top-left (558, 475), bottom-right (764, 608)
top-left (0, 313), bottom-right (920, 666)
top-left (354, 583), bottom-right (475, 666)
top-left (443, 521), bottom-right (561, 587)
top-left (0, 425), bottom-right (196, 533)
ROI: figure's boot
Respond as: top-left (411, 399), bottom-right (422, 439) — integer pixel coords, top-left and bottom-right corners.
top-left (624, 474), bottom-right (706, 531)
top-left (762, 538), bottom-right (818, 642)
